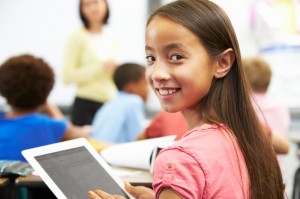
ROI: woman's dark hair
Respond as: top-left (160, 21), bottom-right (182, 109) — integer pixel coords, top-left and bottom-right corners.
top-left (113, 63), bottom-right (145, 91)
top-left (148, 0), bottom-right (284, 198)
top-left (0, 54), bottom-right (54, 111)
top-left (79, 0), bottom-right (110, 28)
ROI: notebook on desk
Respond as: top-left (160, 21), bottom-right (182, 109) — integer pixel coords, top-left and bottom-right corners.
top-left (0, 160), bottom-right (34, 177)
top-left (101, 135), bottom-right (176, 170)
top-left (22, 138), bottom-right (134, 199)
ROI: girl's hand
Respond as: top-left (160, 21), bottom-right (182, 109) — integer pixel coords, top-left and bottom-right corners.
top-left (88, 182), bottom-right (155, 199)
top-left (124, 182), bottom-right (155, 199)
top-left (88, 189), bottom-right (125, 199)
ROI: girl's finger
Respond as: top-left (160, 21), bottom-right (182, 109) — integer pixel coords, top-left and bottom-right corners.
top-left (95, 189), bottom-right (115, 199)
top-left (88, 191), bottom-right (101, 199)
top-left (112, 195), bottom-right (126, 199)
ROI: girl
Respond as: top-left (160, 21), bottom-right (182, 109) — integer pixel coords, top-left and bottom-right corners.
top-left (88, 0), bottom-right (284, 198)
top-left (62, 0), bottom-right (119, 126)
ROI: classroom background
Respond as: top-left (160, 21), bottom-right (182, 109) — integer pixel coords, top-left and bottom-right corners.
top-left (0, 0), bottom-right (300, 110)
top-left (1, 0), bottom-right (300, 197)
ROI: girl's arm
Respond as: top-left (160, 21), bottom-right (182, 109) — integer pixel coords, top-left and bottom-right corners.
top-left (159, 188), bottom-right (182, 199)
top-left (87, 186), bottom-right (182, 199)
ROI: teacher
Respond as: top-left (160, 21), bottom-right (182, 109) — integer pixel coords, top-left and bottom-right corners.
top-left (62, 0), bottom-right (119, 125)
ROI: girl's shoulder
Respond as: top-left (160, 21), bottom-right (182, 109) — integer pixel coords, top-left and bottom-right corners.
top-left (167, 123), bottom-right (231, 154)
top-left (182, 123), bottom-right (227, 138)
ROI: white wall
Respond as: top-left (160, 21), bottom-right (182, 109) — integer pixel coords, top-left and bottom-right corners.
top-left (0, 0), bottom-right (151, 107)
top-left (1, 0), bottom-right (299, 109)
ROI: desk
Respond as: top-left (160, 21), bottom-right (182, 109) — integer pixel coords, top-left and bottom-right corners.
top-left (15, 166), bottom-right (152, 188)
top-left (15, 166), bottom-right (153, 199)
top-left (112, 166), bottom-right (153, 188)
top-left (0, 177), bottom-right (19, 199)
top-left (0, 177), bottom-right (10, 187)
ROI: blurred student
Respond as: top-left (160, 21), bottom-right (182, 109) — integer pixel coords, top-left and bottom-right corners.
top-left (243, 57), bottom-right (290, 154)
top-left (0, 54), bottom-right (92, 162)
top-left (62, 0), bottom-right (119, 126)
top-left (91, 63), bottom-right (148, 143)
top-left (137, 111), bottom-right (187, 141)
top-left (243, 57), bottom-right (291, 135)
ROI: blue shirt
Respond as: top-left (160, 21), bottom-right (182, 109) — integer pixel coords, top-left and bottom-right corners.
top-left (0, 113), bottom-right (67, 161)
top-left (92, 92), bottom-right (146, 143)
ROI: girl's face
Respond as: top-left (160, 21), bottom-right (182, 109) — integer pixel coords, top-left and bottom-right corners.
top-left (145, 16), bottom-right (217, 113)
top-left (81, 0), bottom-right (107, 25)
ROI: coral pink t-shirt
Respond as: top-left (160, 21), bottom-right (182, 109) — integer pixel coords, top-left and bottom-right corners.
top-left (153, 124), bottom-right (250, 199)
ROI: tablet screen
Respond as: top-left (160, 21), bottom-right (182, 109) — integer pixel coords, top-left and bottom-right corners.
top-left (34, 146), bottom-right (129, 199)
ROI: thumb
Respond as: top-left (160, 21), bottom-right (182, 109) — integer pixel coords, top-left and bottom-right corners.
top-left (124, 182), bottom-right (141, 196)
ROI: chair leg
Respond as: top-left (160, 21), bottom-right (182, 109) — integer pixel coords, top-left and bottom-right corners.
top-left (292, 167), bottom-right (300, 199)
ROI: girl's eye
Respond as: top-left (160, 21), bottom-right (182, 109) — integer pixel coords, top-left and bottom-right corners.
top-left (171, 54), bottom-right (183, 61)
top-left (146, 56), bottom-right (155, 62)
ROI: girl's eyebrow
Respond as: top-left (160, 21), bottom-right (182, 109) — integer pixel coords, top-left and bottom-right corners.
top-left (164, 43), bottom-right (186, 51)
top-left (145, 43), bottom-right (186, 51)
top-left (145, 45), bottom-right (153, 51)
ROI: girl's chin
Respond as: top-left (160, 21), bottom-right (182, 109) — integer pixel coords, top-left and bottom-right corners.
top-left (160, 104), bottom-right (181, 113)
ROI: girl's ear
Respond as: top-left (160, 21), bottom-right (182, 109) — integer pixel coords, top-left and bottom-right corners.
top-left (214, 48), bottom-right (235, 78)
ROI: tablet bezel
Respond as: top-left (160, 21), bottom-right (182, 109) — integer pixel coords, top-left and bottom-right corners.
top-left (22, 138), bottom-right (134, 199)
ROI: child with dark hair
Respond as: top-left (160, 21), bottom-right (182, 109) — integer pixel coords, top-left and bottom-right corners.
top-left (91, 63), bottom-right (148, 143)
top-left (0, 54), bottom-right (92, 162)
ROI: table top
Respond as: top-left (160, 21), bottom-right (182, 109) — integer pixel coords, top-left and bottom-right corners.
top-left (0, 177), bottom-right (10, 187)
top-left (15, 166), bottom-right (153, 188)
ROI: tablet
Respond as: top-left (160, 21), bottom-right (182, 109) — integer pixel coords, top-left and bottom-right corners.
top-left (22, 138), bottom-right (134, 199)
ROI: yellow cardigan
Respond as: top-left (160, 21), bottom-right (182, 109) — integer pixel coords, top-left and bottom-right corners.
top-left (62, 27), bottom-right (118, 103)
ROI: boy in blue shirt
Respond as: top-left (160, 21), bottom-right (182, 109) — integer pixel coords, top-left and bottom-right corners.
top-left (0, 54), bottom-right (92, 161)
top-left (92, 63), bottom-right (148, 143)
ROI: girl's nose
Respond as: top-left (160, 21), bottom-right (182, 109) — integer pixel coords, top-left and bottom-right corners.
top-left (150, 62), bottom-right (171, 82)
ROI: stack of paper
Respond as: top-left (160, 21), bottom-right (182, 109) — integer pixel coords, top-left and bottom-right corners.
top-left (100, 136), bottom-right (176, 170)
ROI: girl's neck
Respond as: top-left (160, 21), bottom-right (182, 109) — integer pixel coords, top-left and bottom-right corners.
top-left (181, 109), bottom-right (206, 130)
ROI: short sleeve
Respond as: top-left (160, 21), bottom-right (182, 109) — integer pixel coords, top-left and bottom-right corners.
top-left (91, 106), bottom-right (126, 142)
top-left (49, 119), bottom-right (68, 141)
top-left (153, 147), bottom-right (206, 199)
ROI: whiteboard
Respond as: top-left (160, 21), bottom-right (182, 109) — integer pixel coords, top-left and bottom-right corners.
top-left (0, 0), bottom-right (299, 110)
top-left (0, 0), bottom-right (147, 106)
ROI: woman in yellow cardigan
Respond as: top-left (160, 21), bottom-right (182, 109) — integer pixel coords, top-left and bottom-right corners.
top-left (62, 0), bottom-right (119, 125)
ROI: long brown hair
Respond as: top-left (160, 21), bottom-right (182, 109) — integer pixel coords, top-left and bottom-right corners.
top-left (147, 0), bottom-right (284, 198)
